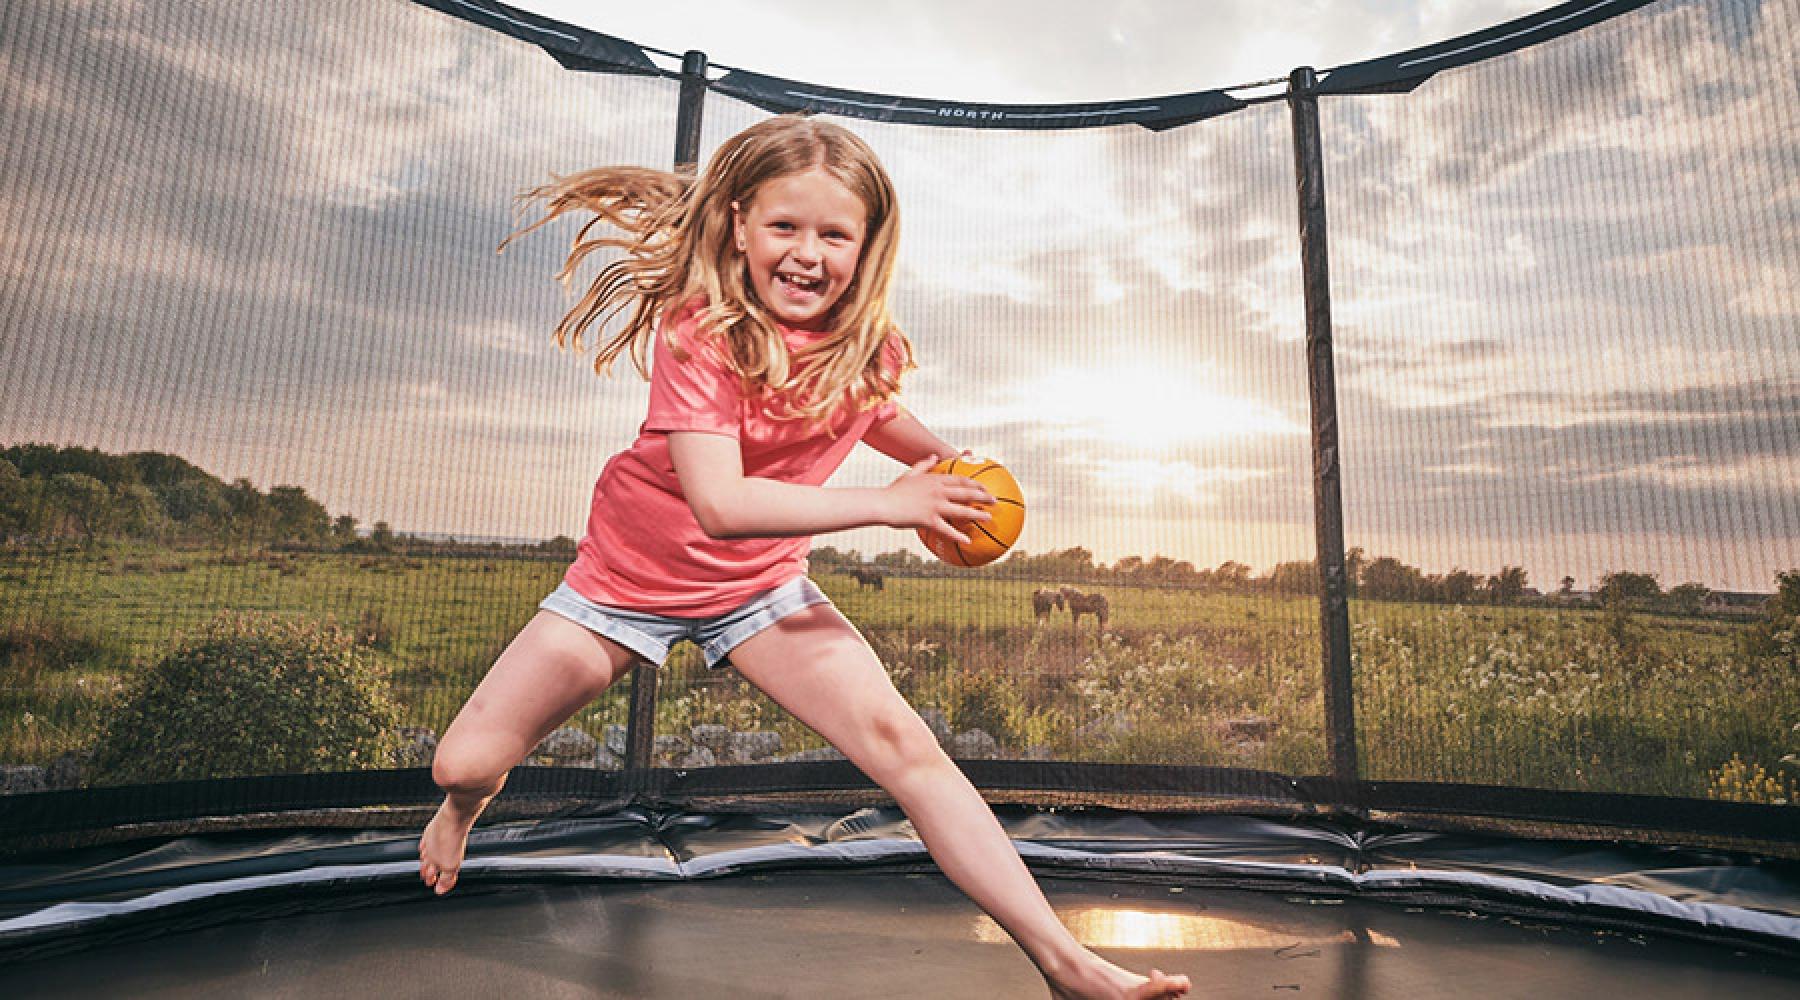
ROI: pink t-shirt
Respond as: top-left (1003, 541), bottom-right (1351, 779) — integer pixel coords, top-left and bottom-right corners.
top-left (563, 302), bottom-right (902, 615)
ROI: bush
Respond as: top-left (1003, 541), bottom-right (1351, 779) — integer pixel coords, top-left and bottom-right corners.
top-left (87, 611), bottom-right (403, 784)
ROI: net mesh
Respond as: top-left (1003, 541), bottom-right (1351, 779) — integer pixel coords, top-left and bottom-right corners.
top-left (0, 0), bottom-right (1792, 821)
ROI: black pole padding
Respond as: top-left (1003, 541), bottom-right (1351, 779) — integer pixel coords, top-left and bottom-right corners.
top-left (1286, 66), bottom-right (1359, 786)
top-left (673, 49), bottom-right (709, 173)
top-left (623, 51), bottom-right (712, 779)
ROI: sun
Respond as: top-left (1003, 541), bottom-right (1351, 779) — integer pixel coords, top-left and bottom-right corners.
top-left (1030, 363), bottom-right (1302, 452)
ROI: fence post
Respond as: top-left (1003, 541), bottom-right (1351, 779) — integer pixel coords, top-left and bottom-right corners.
top-left (622, 49), bottom-right (709, 776)
top-left (1286, 66), bottom-right (1359, 787)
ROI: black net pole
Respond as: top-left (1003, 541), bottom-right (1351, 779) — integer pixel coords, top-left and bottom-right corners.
top-left (1286, 66), bottom-right (1358, 785)
top-left (623, 49), bottom-right (710, 776)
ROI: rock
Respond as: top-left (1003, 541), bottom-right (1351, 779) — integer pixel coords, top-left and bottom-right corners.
top-left (728, 731), bottom-right (783, 763)
top-left (46, 749), bottom-right (91, 789)
top-left (671, 745), bottom-right (716, 769)
top-left (781, 746), bottom-right (847, 762)
top-left (690, 724), bottom-right (730, 752)
top-left (1, 765), bottom-right (47, 795)
top-left (949, 729), bottom-right (1001, 759)
top-left (603, 724), bottom-right (628, 757)
top-left (592, 747), bottom-right (625, 770)
top-left (395, 727), bottom-right (437, 769)
top-left (917, 707), bottom-right (952, 745)
top-left (1075, 711), bottom-right (1133, 744)
top-left (535, 726), bottom-right (597, 761)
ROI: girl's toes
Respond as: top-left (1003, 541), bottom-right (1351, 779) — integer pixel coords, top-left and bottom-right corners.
top-left (435, 869), bottom-right (458, 895)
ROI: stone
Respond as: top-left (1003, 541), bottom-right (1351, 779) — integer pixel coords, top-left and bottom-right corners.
top-left (728, 731), bottom-right (783, 763)
top-left (690, 724), bottom-right (730, 752)
top-left (950, 729), bottom-right (1001, 759)
top-left (917, 707), bottom-right (952, 744)
top-left (592, 747), bottom-right (625, 770)
top-left (1, 765), bottom-right (47, 795)
top-left (782, 746), bottom-right (847, 762)
top-left (395, 727), bottom-right (437, 769)
top-left (46, 749), bottom-right (90, 789)
top-left (672, 745), bottom-right (716, 769)
top-left (535, 726), bottom-right (597, 760)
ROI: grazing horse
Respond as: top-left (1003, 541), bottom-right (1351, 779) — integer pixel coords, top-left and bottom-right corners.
top-left (848, 566), bottom-right (885, 590)
top-left (1060, 586), bottom-right (1110, 631)
top-left (1031, 587), bottom-right (1065, 625)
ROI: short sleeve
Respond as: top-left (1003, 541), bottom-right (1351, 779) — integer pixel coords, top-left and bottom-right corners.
top-left (867, 332), bottom-right (906, 425)
top-left (643, 310), bottom-right (742, 438)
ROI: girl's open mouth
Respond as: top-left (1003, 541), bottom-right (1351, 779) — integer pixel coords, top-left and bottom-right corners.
top-left (777, 273), bottom-right (824, 298)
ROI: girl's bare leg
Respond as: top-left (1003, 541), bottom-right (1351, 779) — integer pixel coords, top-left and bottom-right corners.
top-left (419, 610), bottom-right (640, 896)
top-left (728, 604), bottom-right (1191, 1000)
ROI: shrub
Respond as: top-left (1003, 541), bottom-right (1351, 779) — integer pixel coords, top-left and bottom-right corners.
top-left (87, 611), bottom-right (403, 784)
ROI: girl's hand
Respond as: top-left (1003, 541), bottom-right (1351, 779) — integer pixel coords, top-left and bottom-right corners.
top-left (885, 454), bottom-right (995, 544)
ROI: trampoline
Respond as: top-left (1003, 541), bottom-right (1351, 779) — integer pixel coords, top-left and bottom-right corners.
top-left (3, 0), bottom-right (1798, 995)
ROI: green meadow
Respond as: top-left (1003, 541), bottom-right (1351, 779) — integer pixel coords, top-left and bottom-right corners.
top-left (1, 544), bottom-right (1794, 804)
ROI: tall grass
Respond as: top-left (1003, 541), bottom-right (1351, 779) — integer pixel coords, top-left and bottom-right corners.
top-left (1, 545), bottom-right (1794, 802)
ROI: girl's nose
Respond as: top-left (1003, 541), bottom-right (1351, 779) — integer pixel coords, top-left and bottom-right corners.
top-left (791, 232), bottom-right (821, 264)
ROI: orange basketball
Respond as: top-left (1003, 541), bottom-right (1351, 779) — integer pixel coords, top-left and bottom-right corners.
top-left (917, 456), bottom-right (1025, 568)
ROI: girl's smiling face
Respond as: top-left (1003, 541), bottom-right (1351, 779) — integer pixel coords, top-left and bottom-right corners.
top-left (733, 166), bottom-right (868, 331)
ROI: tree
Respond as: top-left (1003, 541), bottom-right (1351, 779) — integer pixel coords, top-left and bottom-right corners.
top-left (225, 478), bottom-right (274, 545)
top-left (1344, 546), bottom-right (1366, 597)
top-left (1486, 565), bottom-right (1528, 604)
top-left (1212, 560), bottom-right (1252, 591)
top-left (370, 521), bottom-right (396, 551)
top-left (1598, 571), bottom-right (1661, 609)
top-left (111, 482), bottom-right (167, 539)
top-left (872, 548), bottom-right (923, 569)
top-left (1265, 560), bottom-right (1317, 595)
top-left (1773, 569), bottom-right (1800, 618)
top-left (47, 472), bottom-right (111, 547)
top-left (1559, 576), bottom-right (1576, 597)
top-left (1667, 582), bottom-right (1710, 615)
top-left (1361, 556), bottom-right (1425, 602)
top-left (160, 477), bottom-right (230, 535)
top-left (0, 458), bottom-right (26, 542)
top-left (332, 515), bottom-right (358, 544)
top-left (267, 485), bottom-right (330, 545)
top-left (1440, 569), bottom-right (1480, 605)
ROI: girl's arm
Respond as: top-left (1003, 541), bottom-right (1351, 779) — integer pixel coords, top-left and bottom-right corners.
top-left (861, 407), bottom-right (961, 467)
top-left (668, 430), bottom-right (992, 543)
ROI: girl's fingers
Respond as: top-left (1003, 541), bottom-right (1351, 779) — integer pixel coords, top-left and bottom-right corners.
top-left (910, 454), bottom-right (939, 475)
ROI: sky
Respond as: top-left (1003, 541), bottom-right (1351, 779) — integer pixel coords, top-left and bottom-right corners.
top-left (0, 0), bottom-right (1795, 593)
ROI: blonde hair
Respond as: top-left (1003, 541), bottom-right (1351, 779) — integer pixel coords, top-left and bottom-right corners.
top-left (500, 115), bottom-right (913, 424)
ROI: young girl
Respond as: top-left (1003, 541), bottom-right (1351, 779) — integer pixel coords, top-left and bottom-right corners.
top-left (417, 115), bottom-right (1191, 1000)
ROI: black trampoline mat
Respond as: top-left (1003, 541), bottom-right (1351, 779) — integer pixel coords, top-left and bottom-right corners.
top-left (5, 872), bottom-right (1798, 999)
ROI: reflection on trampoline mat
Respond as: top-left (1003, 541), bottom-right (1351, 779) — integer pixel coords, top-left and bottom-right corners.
top-left (7, 872), bottom-right (1799, 999)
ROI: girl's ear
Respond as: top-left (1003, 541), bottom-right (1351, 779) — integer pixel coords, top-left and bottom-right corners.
top-left (731, 200), bottom-right (746, 252)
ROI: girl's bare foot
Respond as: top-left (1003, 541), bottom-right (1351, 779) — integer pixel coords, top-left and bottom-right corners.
top-left (1046, 954), bottom-right (1191, 1000)
top-left (418, 797), bottom-right (482, 896)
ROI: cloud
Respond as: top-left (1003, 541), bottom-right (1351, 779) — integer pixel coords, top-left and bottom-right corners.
top-left (2, 0), bottom-right (1793, 592)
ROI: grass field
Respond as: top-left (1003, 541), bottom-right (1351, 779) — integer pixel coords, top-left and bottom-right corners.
top-left (2, 544), bottom-right (1794, 804)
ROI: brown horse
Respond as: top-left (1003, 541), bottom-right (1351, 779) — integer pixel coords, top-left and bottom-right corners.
top-left (1060, 586), bottom-right (1110, 631)
top-left (848, 566), bottom-right (885, 590)
top-left (1031, 587), bottom-right (1065, 625)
